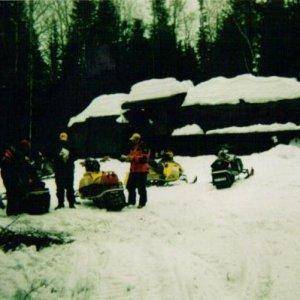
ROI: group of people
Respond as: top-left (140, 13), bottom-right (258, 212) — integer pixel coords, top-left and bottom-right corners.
top-left (0, 130), bottom-right (251, 216)
top-left (0, 131), bottom-right (151, 215)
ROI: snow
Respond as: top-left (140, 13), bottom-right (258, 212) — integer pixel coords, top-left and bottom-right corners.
top-left (68, 78), bottom-right (193, 127)
top-left (207, 122), bottom-right (300, 135)
top-left (183, 74), bottom-right (300, 106)
top-left (172, 124), bottom-right (204, 136)
top-left (289, 137), bottom-right (300, 147)
top-left (68, 94), bottom-right (129, 127)
top-left (1, 145), bottom-right (300, 299)
top-left (128, 77), bottom-right (193, 102)
top-left (116, 114), bottom-right (129, 124)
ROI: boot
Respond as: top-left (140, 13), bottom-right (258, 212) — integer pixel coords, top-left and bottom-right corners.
top-left (55, 204), bottom-right (65, 210)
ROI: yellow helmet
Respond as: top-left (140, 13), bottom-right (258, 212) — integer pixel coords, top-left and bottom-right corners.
top-left (129, 133), bottom-right (141, 143)
top-left (165, 150), bottom-right (174, 158)
top-left (59, 132), bottom-right (68, 141)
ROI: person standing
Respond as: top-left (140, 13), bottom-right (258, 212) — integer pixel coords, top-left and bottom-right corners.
top-left (53, 132), bottom-right (76, 209)
top-left (122, 133), bottom-right (150, 208)
top-left (1, 140), bottom-right (33, 215)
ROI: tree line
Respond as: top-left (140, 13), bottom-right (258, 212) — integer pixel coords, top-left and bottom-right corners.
top-left (0, 0), bottom-right (299, 152)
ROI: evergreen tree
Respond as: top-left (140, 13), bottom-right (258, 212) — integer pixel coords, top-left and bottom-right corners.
top-left (62, 0), bottom-right (97, 79)
top-left (0, 1), bottom-right (47, 146)
top-left (48, 19), bottom-right (61, 85)
top-left (150, 0), bottom-right (179, 78)
top-left (197, 13), bottom-right (213, 81)
top-left (58, 0), bottom-right (97, 125)
top-left (94, 0), bottom-right (120, 46)
top-left (258, 0), bottom-right (300, 78)
top-left (177, 43), bottom-right (199, 82)
top-left (210, 0), bottom-right (259, 77)
top-left (123, 19), bottom-right (152, 85)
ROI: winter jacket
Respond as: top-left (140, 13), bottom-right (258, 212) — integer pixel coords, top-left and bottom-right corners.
top-left (128, 142), bottom-right (150, 173)
top-left (53, 141), bottom-right (75, 180)
top-left (1, 147), bottom-right (33, 192)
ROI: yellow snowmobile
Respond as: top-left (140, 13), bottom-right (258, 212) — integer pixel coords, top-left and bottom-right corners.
top-left (147, 160), bottom-right (188, 186)
top-left (78, 158), bottom-right (126, 211)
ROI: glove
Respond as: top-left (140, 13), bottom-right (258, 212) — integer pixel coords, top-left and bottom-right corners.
top-left (120, 155), bottom-right (131, 162)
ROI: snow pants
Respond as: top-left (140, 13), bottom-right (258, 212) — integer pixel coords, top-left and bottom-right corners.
top-left (1, 170), bottom-right (27, 215)
top-left (126, 172), bottom-right (148, 206)
top-left (55, 170), bottom-right (75, 207)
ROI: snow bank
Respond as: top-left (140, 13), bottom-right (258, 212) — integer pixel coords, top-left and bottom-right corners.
top-left (183, 74), bottom-right (300, 106)
top-left (207, 122), bottom-right (300, 135)
top-left (289, 137), bottom-right (300, 148)
top-left (68, 94), bottom-right (129, 127)
top-left (127, 78), bottom-right (193, 102)
top-left (172, 124), bottom-right (204, 136)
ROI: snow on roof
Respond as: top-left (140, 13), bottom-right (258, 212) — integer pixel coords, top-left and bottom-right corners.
top-left (172, 124), bottom-right (204, 136)
top-left (206, 123), bottom-right (300, 135)
top-left (127, 78), bottom-right (193, 102)
top-left (116, 114), bottom-right (129, 124)
top-left (68, 78), bottom-right (193, 127)
top-left (68, 94), bottom-right (129, 127)
top-left (183, 74), bottom-right (300, 106)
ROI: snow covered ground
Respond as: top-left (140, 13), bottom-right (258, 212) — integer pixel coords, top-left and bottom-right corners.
top-left (0, 145), bottom-right (300, 299)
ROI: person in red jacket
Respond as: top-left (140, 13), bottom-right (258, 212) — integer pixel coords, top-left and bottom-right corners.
top-left (122, 133), bottom-right (150, 208)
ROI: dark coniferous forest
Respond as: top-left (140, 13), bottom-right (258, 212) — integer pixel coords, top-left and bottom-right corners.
top-left (0, 0), bottom-right (299, 153)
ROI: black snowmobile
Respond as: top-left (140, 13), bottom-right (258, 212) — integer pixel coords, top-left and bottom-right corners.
top-left (26, 180), bottom-right (50, 214)
top-left (78, 158), bottom-right (126, 211)
top-left (1, 160), bottom-right (50, 215)
top-left (211, 150), bottom-right (254, 189)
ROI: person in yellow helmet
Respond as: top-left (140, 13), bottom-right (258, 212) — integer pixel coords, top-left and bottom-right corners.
top-left (53, 132), bottom-right (76, 209)
top-left (122, 133), bottom-right (150, 208)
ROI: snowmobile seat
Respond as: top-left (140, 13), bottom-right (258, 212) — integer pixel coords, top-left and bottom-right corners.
top-left (229, 157), bottom-right (244, 174)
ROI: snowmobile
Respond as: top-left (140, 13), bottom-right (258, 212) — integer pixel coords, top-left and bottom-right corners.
top-left (146, 149), bottom-right (197, 186)
top-left (78, 158), bottom-right (126, 211)
top-left (25, 180), bottom-right (50, 214)
top-left (147, 160), bottom-right (190, 186)
top-left (211, 150), bottom-right (253, 189)
top-left (2, 171), bottom-right (51, 214)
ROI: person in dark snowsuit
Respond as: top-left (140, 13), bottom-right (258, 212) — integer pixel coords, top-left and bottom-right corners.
top-left (1, 140), bottom-right (33, 215)
top-left (53, 132), bottom-right (76, 209)
top-left (123, 133), bottom-right (150, 208)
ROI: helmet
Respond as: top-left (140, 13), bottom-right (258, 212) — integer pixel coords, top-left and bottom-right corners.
top-left (20, 139), bottom-right (31, 150)
top-left (129, 133), bottom-right (141, 143)
top-left (59, 132), bottom-right (68, 141)
top-left (19, 139), bottom-right (31, 155)
top-left (84, 158), bottom-right (100, 172)
top-left (218, 149), bottom-right (229, 159)
top-left (165, 150), bottom-right (174, 158)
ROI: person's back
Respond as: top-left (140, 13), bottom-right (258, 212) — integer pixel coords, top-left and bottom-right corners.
top-left (1, 145), bottom-right (30, 215)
